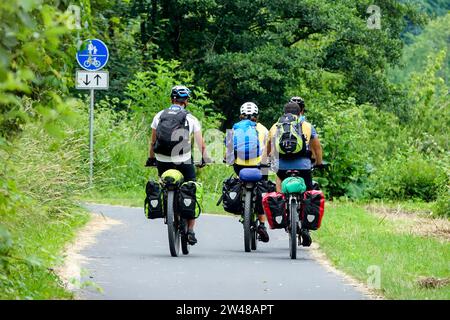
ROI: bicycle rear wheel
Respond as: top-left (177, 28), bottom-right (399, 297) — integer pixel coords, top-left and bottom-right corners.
top-left (167, 191), bottom-right (180, 257)
top-left (289, 198), bottom-right (298, 260)
top-left (243, 191), bottom-right (252, 253)
top-left (181, 219), bottom-right (190, 255)
top-left (251, 217), bottom-right (258, 250)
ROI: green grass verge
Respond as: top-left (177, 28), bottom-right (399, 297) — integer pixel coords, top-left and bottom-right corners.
top-left (314, 202), bottom-right (450, 300)
top-left (0, 207), bottom-right (90, 300)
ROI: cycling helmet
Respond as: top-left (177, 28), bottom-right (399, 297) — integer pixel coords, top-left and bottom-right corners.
top-left (240, 102), bottom-right (259, 116)
top-left (290, 96), bottom-right (306, 110)
top-left (171, 85), bottom-right (191, 101)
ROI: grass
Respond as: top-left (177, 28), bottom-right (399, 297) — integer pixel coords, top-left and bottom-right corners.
top-left (0, 206), bottom-right (90, 299)
top-left (314, 202), bottom-right (450, 300)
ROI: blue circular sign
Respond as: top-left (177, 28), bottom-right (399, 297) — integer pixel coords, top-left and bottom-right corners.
top-left (76, 39), bottom-right (109, 71)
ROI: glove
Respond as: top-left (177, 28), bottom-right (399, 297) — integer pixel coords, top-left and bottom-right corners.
top-left (145, 157), bottom-right (157, 167)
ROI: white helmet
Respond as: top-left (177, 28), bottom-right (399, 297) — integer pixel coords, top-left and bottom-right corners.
top-left (240, 102), bottom-right (258, 116)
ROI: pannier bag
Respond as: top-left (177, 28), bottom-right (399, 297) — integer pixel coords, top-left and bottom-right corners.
top-left (144, 181), bottom-right (164, 219)
top-left (301, 190), bottom-right (325, 230)
top-left (281, 176), bottom-right (306, 194)
top-left (178, 181), bottom-right (203, 220)
top-left (262, 192), bottom-right (287, 229)
top-left (255, 180), bottom-right (276, 215)
top-left (222, 177), bottom-right (242, 214)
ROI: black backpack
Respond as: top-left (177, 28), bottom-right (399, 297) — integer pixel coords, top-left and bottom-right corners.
top-left (153, 108), bottom-right (190, 157)
top-left (144, 181), bottom-right (164, 219)
top-left (255, 180), bottom-right (276, 215)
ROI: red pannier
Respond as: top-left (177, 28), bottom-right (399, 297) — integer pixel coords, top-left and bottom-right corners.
top-left (262, 192), bottom-right (287, 229)
top-left (301, 190), bottom-right (325, 230)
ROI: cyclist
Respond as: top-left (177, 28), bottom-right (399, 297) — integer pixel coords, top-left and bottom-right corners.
top-left (146, 85), bottom-right (209, 245)
top-left (225, 102), bottom-right (270, 243)
top-left (266, 99), bottom-right (323, 246)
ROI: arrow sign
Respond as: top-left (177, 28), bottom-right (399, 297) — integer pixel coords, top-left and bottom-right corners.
top-left (76, 70), bottom-right (109, 90)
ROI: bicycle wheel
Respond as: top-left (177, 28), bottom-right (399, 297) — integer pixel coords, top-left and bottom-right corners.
top-left (289, 197), bottom-right (298, 260)
top-left (167, 191), bottom-right (180, 257)
top-left (83, 60), bottom-right (91, 68)
top-left (243, 190), bottom-right (252, 253)
top-left (181, 219), bottom-right (190, 255)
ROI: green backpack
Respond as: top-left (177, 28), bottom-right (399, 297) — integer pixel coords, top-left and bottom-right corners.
top-left (275, 114), bottom-right (311, 159)
top-left (281, 177), bottom-right (307, 194)
top-left (178, 181), bottom-right (203, 219)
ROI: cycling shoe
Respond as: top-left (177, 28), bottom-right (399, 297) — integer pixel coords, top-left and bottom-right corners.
top-left (257, 224), bottom-right (269, 243)
top-left (300, 229), bottom-right (312, 247)
top-left (187, 230), bottom-right (197, 245)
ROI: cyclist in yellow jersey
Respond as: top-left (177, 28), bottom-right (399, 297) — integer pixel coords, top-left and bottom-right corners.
top-left (226, 102), bottom-right (270, 242)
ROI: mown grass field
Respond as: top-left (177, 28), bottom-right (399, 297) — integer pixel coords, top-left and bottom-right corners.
top-left (314, 203), bottom-right (450, 300)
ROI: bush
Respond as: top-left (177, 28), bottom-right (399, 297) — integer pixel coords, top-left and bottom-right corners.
top-left (433, 187), bottom-right (449, 218)
top-left (366, 152), bottom-right (448, 202)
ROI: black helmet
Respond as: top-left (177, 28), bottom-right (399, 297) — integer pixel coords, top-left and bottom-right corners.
top-left (290, 96), bottom-right (306, 111)
top-left (171, 85), bottom-right (191, 101)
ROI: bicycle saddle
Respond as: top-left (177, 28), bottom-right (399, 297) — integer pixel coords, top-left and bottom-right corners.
top-left (239, 168), bottom-right (262, 182)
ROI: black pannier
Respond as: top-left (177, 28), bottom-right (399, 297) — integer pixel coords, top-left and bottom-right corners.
top-left (144, 181), bottom-right (164, 219)
top-left (221, 177), bottom-right (242, 214)
top-left (178, 181), bottom-right (202, 220)
top-left (255, 180), bottom-right (276, 215)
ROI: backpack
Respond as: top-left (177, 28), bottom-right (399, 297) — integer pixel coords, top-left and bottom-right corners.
top-left (301, 190), bottom-right (325, 230)
top-left (232, 120), bottom-right (261, 161)
top-left (221, 177), bottom-right (242, 214)
top-left (275, 114), bottom-right (311, 159)
top-left (262, 192), bottom-right (287, 229)
top-left (178, 181), bottom-right (203, 220)
top-left (255, 180), bottom-right (276, 216)
top-left (153, 107), bottom-right (191, 157)
top-left (144, 181), bottom-right (164, 219)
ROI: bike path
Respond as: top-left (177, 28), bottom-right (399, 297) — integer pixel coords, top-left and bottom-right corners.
top-left (77, 204), bottom-right (367, 300)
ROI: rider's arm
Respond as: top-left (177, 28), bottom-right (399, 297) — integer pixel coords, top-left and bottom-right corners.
top-left (310, 137), bottom-right (323, 165)
top-left (194, 131), bottom-right (208, 160)
top-left (149, 128), bottom-right (157, 158)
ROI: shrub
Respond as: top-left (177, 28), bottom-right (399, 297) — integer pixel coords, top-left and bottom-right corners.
top-left (366, 152), bottom-right (448, 202)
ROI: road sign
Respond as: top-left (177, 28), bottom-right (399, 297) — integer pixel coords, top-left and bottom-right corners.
top-left (76, 39), bottom-right (109, 71)
top-left (76, 70), bottom-right (109, 90)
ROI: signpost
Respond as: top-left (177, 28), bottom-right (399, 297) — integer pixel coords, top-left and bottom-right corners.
top-left (75, 39), bottom-right (109, 187)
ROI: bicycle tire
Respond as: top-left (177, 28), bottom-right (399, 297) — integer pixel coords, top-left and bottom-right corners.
top-left (181, 219), bottom-right (190, 255)
top-left (289, 197), bottom-right (298, 260)
top-left (243, 190), bottom-right (252, 253)
top-left (167, 191), bottom-right (180, 257)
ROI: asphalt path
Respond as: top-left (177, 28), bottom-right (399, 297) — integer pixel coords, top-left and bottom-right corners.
top-left (77, 204), bottom-right (366, 300)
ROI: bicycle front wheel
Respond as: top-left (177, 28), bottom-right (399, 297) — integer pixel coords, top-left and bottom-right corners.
top-left (167, 191), bottom-right (180, 257)
top-left (243, 190), bottom-right (252, 253)
top-left (289, 198), bottom-right (298, 260)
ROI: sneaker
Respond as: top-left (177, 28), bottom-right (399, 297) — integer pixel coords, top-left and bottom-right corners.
top-left (257, 224), bottom-right (269, 243)
top-left (187, 230), bottom-right (197, 245)
top-left (300, 229), bottom-right (312, 247)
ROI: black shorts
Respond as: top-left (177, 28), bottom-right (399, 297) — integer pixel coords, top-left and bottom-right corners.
top-left (276, 169), bottom-right (313, 190)
top-left (156, 160), bottom-right (196, 182)
top-left (233, 164), bottom-right (268, 181)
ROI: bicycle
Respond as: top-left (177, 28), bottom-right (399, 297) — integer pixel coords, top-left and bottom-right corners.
top-left (83, 56), bottom-right (101, 68)
top-left (146, 160), bottom-right (206, 257)
top-left (283, 163), bottom-right (328, 259)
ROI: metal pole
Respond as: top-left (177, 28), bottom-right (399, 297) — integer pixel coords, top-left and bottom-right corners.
top-left (89, 89), bottom-right (94, 187)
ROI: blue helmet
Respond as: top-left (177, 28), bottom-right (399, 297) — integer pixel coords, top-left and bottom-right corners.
top-left (171, 85), bottom-right (191, 101)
